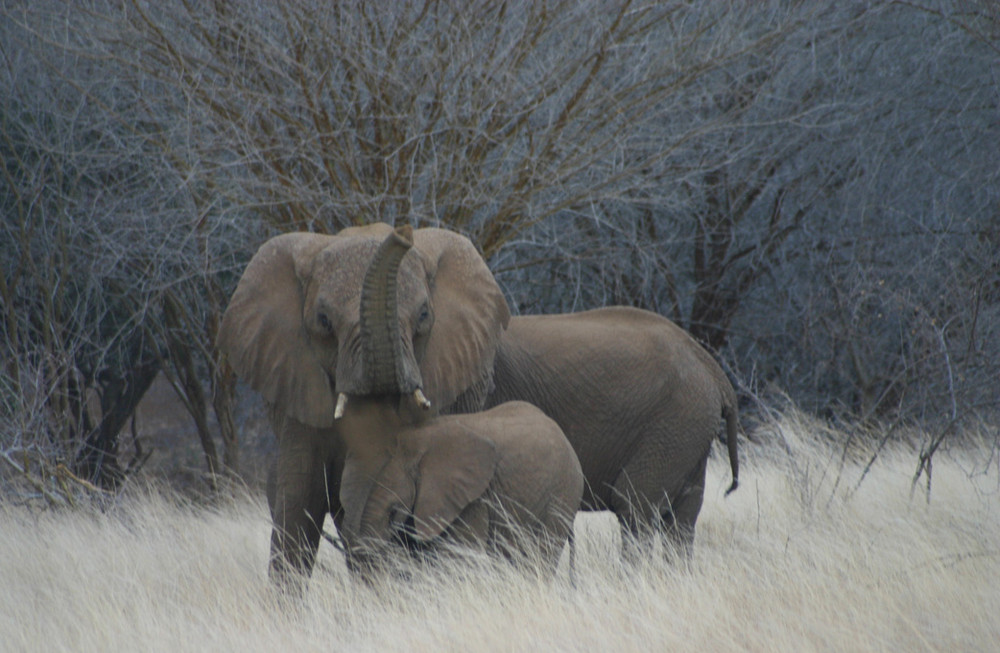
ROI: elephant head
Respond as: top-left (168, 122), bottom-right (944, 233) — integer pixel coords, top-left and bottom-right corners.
top-left (217, 223), bottom-right (510, 427)
top-left (338, 426), bottom-right (499, 565)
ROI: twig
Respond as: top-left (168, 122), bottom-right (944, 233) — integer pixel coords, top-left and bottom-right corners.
top-left (911, 418), bottom-right (958, 504)
top-left (0, 451), bottom-right (67, 507)
top-left (54, 464), bottom-right (109, 494)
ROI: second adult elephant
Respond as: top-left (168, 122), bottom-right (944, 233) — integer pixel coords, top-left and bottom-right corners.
top-left (485, 306), bottom-right (741, 554)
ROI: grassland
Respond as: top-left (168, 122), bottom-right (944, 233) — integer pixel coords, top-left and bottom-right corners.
top-left (2, 411), bottom-right (997, 652)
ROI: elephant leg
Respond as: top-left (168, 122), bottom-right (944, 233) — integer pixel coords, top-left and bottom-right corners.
top-left (532, 516), bottom-right (575, 579)
top-left (486, 503), bottom-right (567, 577)
top-left (610, 467), bottom-right (663, 563)
top-left (610, 449), bottom-right (708, 562)
top-left (266, 444), bottom-right (332, 591)
top-left (663, 454), bottom-right (708, 559)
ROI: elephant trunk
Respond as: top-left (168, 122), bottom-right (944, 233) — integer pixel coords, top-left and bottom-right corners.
top-left (359, 225), bottom-right (416, 395)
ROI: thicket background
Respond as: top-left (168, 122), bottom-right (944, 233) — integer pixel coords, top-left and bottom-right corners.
top-left (2, 0), bottom-right (998, 498)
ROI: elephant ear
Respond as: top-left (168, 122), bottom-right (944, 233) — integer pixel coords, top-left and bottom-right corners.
top-left (412, 228), bottom-right (511, 411)
top-left (411, 429), bottom-right (498, 542)
top-left (217, 232), bottom-right (337, 427)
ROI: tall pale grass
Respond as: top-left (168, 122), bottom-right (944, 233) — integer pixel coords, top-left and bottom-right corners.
top-left (2, 411), bottom-right (997, 652)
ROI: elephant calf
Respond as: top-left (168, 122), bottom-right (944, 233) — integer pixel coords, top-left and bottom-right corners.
top-left (336, 399), bottom-right (584, 577)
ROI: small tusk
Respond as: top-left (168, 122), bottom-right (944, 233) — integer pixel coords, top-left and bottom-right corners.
top-left (334, 393), bottom-right (348, 419)
top-left (413, 388), bottom-right (431, 410)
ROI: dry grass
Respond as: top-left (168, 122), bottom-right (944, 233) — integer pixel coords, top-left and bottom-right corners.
top-left (2, 412), bottom-right (998, 652)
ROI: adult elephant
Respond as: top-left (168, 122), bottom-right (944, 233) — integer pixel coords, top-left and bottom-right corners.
top-left (217, 223), bottom-right (509, 588)
top-left (484, 307), bottom-right (741, 554)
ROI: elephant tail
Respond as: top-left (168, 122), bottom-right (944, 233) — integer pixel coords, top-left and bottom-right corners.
top-left (723, 402), bottom-right (740, 496)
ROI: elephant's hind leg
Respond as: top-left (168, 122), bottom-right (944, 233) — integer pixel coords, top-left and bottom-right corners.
top-left (662, 454), bottom-right (707, 559)
top-left (609, 467), bottom-right (663, 562)
top-left (610, 451), bottom-right (707, 562)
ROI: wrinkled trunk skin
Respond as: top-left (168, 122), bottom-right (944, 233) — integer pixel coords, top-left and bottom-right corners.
top-left (359, 226), bottom-right (415, 395)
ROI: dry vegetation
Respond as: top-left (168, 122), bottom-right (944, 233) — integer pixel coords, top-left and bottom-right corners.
top-left (4, 1), bottom-right (999, 496)
top-left (1, 3), bottom-right (998, 647)
top-left (2, 413), bottom-right (997, 652)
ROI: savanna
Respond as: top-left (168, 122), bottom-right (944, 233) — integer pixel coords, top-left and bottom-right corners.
top-left (2, 411), bottom-right (997, 652)
top-left (3, 3), bottom-right (999, 652)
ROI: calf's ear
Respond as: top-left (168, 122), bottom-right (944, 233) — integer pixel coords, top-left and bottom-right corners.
top-left (411, 431), bottom-right (498, 541)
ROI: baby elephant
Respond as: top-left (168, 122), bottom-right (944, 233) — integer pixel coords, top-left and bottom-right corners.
top-left (337, 400), bottom-right (583, 576)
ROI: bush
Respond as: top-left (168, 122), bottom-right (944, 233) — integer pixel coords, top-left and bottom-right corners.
top-left (2, 1), bottom-right (997, 494)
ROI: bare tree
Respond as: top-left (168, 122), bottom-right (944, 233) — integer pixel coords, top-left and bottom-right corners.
top-left (49, 0), bottom-right (820, 480)
top-left (1, 2), bottom-right (254, 494)
top-left (1, 14), bottom-right (168, 492)
top-left (497, 1), bottom-right (1000, 431)
top-left (2, 0), bottom-right (997, 499)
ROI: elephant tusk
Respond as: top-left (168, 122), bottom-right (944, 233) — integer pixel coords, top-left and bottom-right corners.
top-left (413, 388), bottom-right (431, 410)
top-left (334, 393), bottom-right (348, 420)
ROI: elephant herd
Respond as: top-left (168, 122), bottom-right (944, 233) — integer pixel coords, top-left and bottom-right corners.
top-left (217, 223), bottom-right (742, 589)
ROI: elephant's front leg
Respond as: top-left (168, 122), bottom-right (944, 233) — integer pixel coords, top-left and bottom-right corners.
top-left (267, 441), bottom-right (333, 592)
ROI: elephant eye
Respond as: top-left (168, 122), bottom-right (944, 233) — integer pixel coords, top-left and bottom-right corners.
top-left (417, 301), bottom-right (433, 325)
top-left (317, 311), bottom-right (333, 332)
top-left (414, 304), bottom-right (432, 335)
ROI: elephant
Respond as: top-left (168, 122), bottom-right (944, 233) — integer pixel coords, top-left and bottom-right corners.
top-left (218, 221), bottom-right (740, 588)
top-left (484, 307), bottom-right (741, 555)
top-left (217, 223), bottom-right (510, 588)
top-left (336, 398), bottom-right (583, 577)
